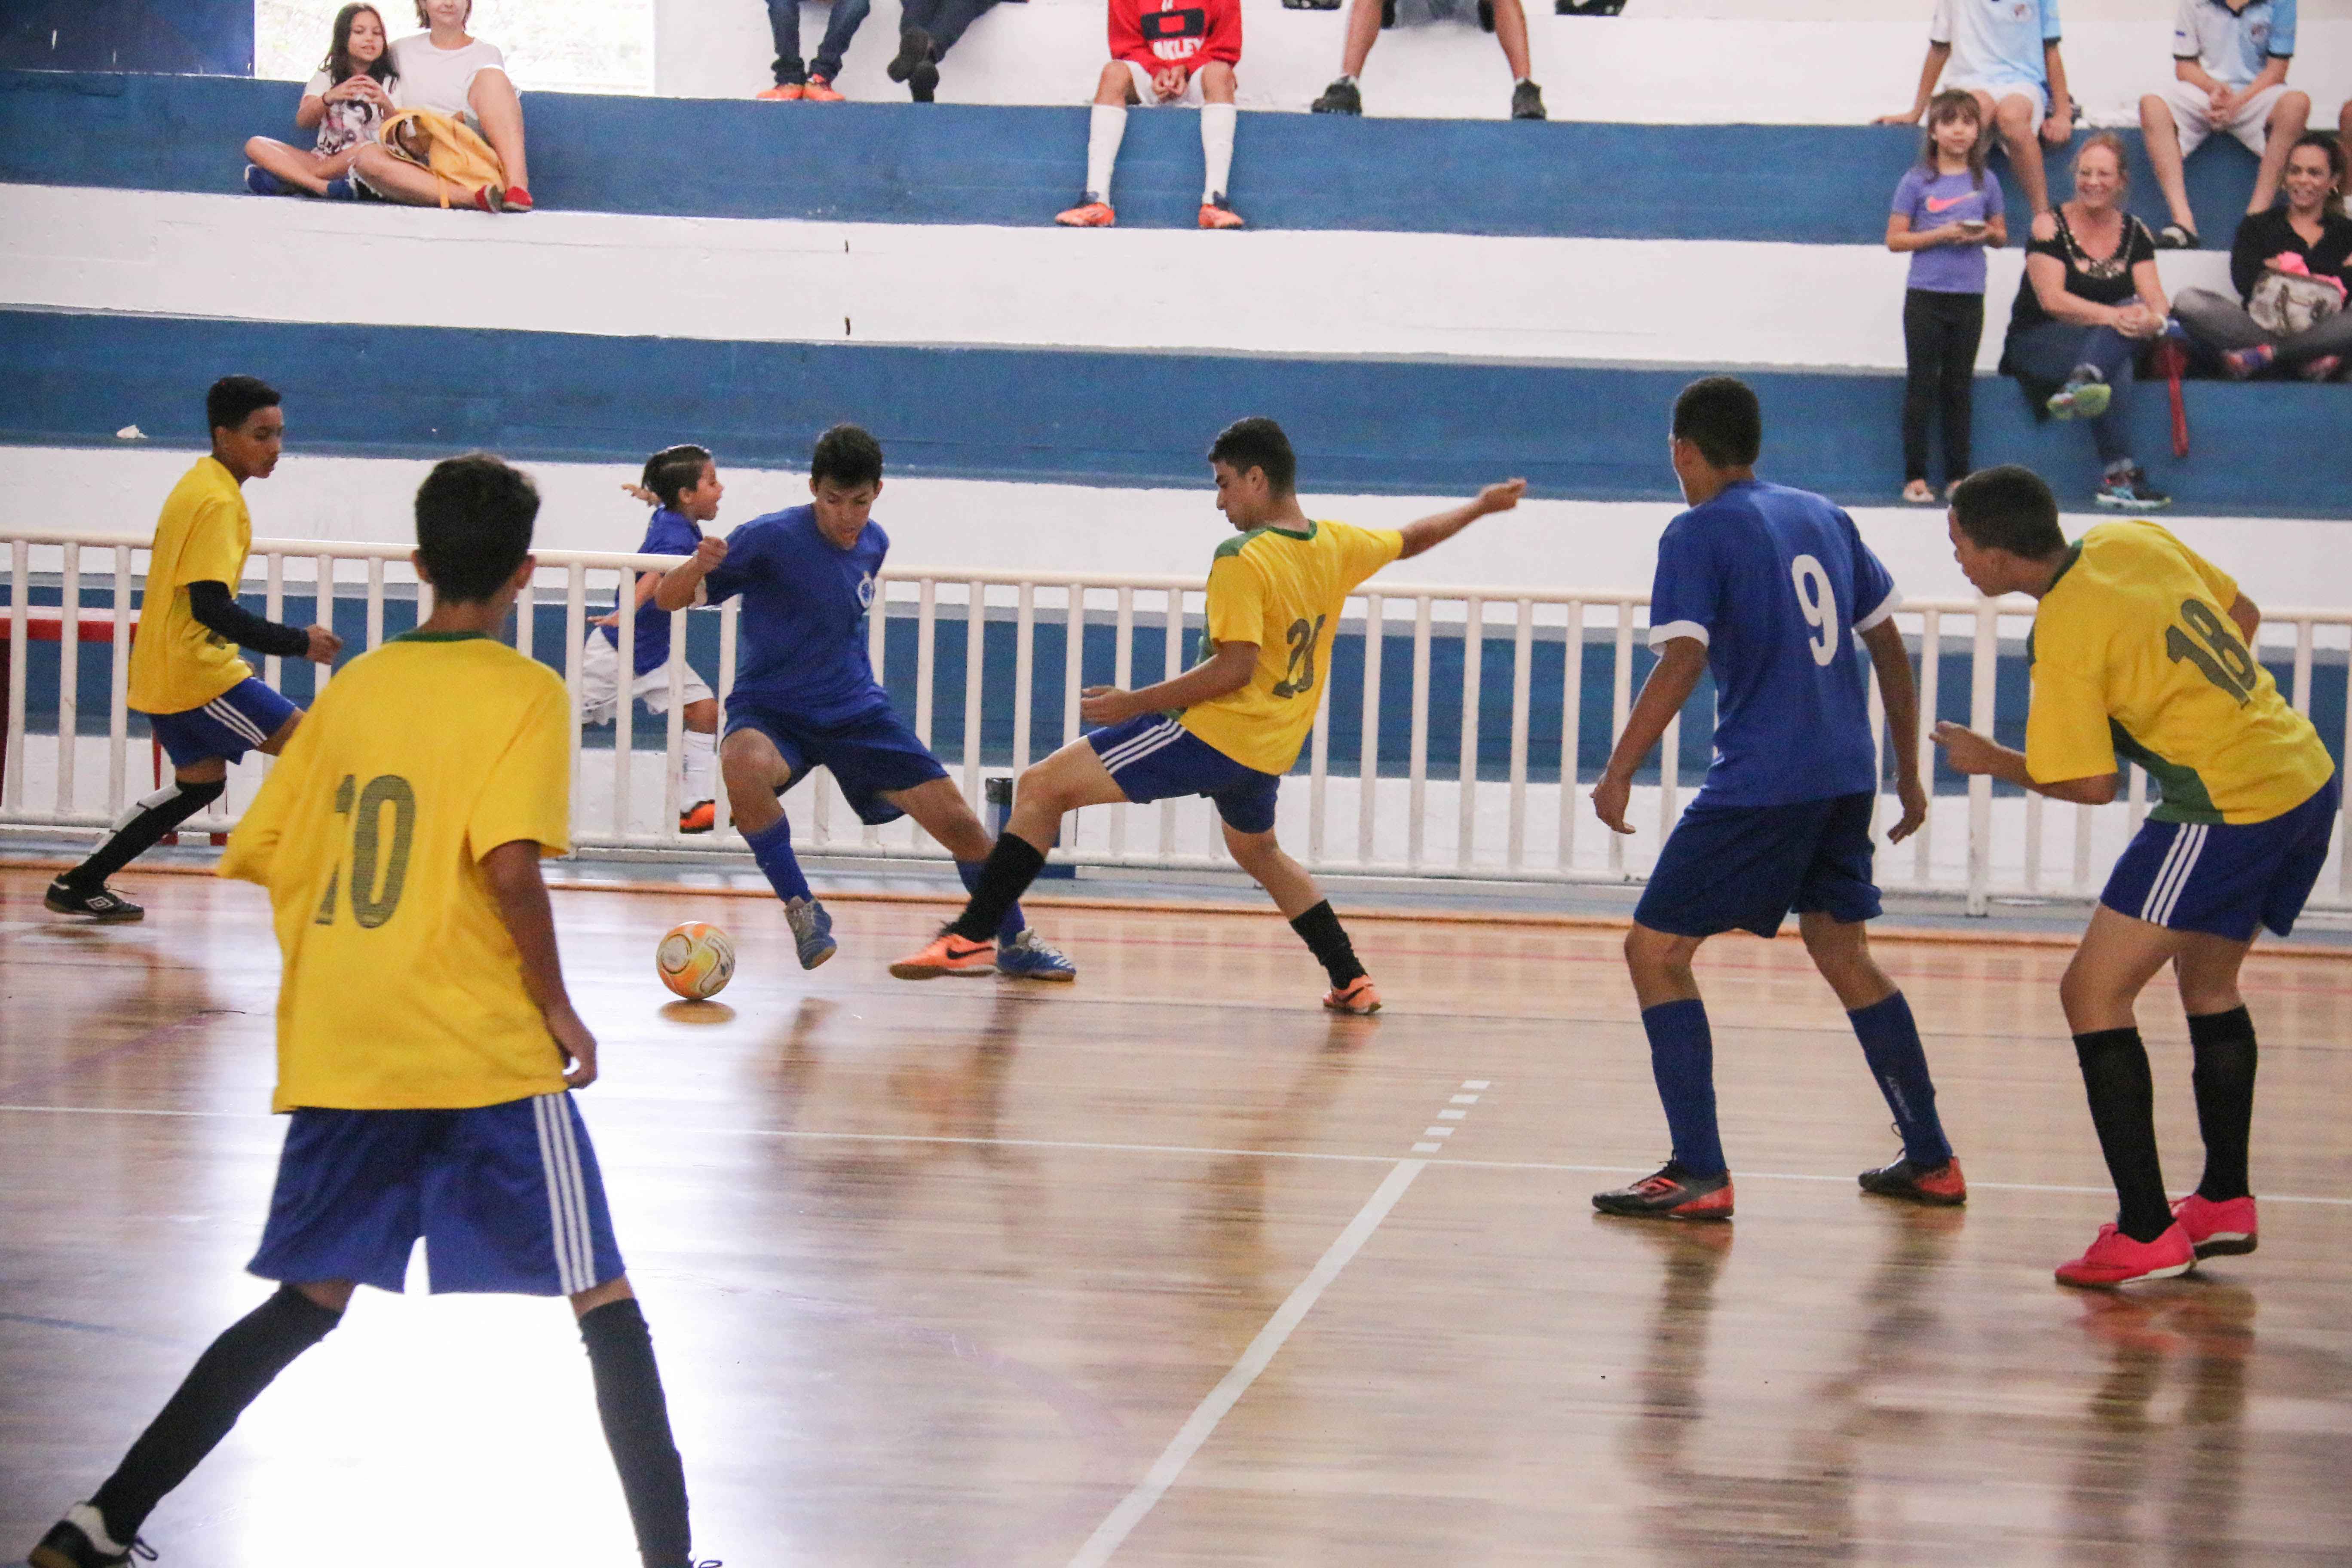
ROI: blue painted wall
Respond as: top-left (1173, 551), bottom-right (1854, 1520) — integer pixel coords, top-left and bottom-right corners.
top-left (0, 5), bottom-right (251, 77)
top-left (0, 68), bottom-right (2267, 241)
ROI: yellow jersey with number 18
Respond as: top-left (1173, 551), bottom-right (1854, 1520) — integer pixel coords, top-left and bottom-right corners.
top-left (1178, 520), bottom-right (1405, 775)
top-left (128, 456), bottom-right (255, 715)
top-left (2025, 521), bottom-right (2333, 826)
top-left (218, 632), bottom-right (574, 1112)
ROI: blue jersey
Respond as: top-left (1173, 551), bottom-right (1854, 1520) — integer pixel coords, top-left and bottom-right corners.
top-left (701, 504), bottom-right (890, 727)
top-left (600, 506), bottom-right (702, 677)
top-left (1648, 480), bottom-right (1899, 807)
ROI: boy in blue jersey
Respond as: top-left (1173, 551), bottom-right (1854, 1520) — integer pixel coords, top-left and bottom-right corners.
top-left (654, 424), bottom-right (1073, 979)
top-left (582, 444), bottom-right (723, 833)
top-left (1589, 377), bottom-right (1963, 1221)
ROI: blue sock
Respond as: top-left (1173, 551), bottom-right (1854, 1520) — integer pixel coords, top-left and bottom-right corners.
top-left (1642, 998), bottom-right (1725, 1178)
top-left (744, 816), bottom-right (811, 904)
top-left (957, 860), bottom-right (1024, 943)
top-left (1848, 991), bottom-right (1952, 1168)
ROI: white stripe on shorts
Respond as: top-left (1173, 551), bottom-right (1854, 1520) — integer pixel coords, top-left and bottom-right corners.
top-left (553, 1098), bottom-right (597, 1291)
top-left (202, 695), bottom-right (270, 747)
top-left (2141, 823), bottom-right (2208, 928)
top-left (532, 1094), bottom-right (589, 1294)
top-left (1096, 717), bottom-right (1187, 774)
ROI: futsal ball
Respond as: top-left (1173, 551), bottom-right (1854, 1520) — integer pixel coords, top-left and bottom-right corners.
top-left (656, 920), bottom-right (736, 1000)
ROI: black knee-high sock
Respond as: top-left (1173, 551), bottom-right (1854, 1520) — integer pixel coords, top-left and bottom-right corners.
top-left (2072, 1027), bottom-right (2173, 1244)
top-left (2188, 1005), bottom-right (2258, 1203)
top-left (67, 778), bottom-right (226, 887)
top-left (947, 834), bottom-right (1045, 944)
top-left (1289, 900), bottom-right (1365, 988)
top-left (579, 1298), bottom-right (691, 1568)
top-left (89, 1284), bottom-right (342, 1543)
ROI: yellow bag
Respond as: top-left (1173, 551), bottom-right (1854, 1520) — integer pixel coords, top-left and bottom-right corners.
top-left (376, 107), bottom-right (507, 208)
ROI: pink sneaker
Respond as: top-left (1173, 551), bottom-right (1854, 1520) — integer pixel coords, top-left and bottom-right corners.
top-left (2170, 1193), bottom-right (2257, 1258)
top-left (2055, 1221), bottom-right (2195, 1288)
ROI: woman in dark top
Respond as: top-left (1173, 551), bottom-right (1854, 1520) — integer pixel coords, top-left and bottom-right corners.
top-left (2172, 133), bottom-right (2352, 381)
top-left (2000, 132), bottom-right (2172, 511)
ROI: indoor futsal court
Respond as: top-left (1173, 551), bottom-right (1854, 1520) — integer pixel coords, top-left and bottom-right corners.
top-left (5, 867), bottom-right (2349, 1563)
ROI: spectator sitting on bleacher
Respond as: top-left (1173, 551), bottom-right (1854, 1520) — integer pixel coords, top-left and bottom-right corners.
top-left (1878, 0), bottom-right (2074, 220)
top-left (2000, 133), bottom-right (2172, 511)
top-left (2139, 0), bottom-right (2309, 249)
top-left (349, 0), bottom-right (533, 212)
top-left (244, 4), bottom-right (395, 199)
top-left (2172, 132), bottom-right (2351, 380)
top-left (1309, 0), bottom-right (1545, 122)
top-left (755, 0), bottom-right (864, 101)
top-left (886, 0), bottom-right (998, 103)
top-left (1056, 0), bottom-right (1243, 230)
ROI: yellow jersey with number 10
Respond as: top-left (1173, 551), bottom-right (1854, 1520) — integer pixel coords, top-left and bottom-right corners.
top-left (128, 456), bottom-right (255, 715)
top-left (218, 632), bottom-right (575, 1112)
top-left (1178, 519), bottom-right (1405, 776)
top-left (2024, 521), bottom-right (2333, 826)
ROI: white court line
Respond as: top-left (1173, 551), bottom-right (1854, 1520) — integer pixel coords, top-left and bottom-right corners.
top-left (1066, 1158), bottom-right (1427, 1568)
top-left (5, 1102), bottom-right (2350, 1207)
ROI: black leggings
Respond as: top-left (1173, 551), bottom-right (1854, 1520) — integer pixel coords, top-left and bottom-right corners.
top-left (1901, 289), bottom-right (1984, 487)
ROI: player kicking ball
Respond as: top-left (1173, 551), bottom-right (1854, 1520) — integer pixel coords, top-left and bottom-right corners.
top-left (29, 454), bottom-right (708, 1568)
top-left (653, 423), bottom-right (1074, 978)
top-left (46, 375), bottom-right (341, 922)
top-left (1056, 0), bottom-right (1244, 230)
top-left (891, 416), bottom-right (1523, 1010)
top-left (1590, 377), bottom-right (1963, 1222)
top-left (1934, 466), bottom-right (2336, 1288)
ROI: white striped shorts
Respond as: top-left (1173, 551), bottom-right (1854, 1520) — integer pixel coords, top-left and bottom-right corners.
top-left (2098, 774), bottom-right (2340, 943)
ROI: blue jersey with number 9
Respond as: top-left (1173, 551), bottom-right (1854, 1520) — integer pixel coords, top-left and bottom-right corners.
top-left (1647, 479), bottom-right (1899, 806)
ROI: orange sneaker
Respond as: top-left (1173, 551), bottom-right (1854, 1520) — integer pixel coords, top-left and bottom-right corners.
top-left (1323, 976), bottom-right (1381, 1015)
top-left (889, 928), bottom-right (997, 979)
top-left (803, 76), bottom-right (845, 101)
top-left (1198, 194), bottom-right (1245, 230)
top-left (678, 799), bottom-right (717, 834)
top-left (1857, 1154), bottom-right (1967, 1206)
top-left (1593, 1162), bottom-right (1734, 1220)
top-left (756, 83), bottom-right (805, 100)
top-left (1055, 199), bottom-right (1115, 228)
top-left (2054, 1222), bottom-right (2195, 1288)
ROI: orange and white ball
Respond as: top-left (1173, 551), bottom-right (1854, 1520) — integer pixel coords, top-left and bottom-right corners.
top-left (655, 920), bottom-right (735, 1000)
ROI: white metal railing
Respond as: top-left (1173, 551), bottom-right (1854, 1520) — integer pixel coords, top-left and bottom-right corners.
top-left (6, 530), bottom-right (2350, 916)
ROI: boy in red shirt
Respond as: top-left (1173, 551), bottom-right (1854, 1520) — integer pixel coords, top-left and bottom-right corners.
top-left (1057, 0), bottom-right (1245, 230)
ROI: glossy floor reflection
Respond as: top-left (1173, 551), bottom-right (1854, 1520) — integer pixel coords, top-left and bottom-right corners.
top-left (3, 868), bottom-right (2349, 1565)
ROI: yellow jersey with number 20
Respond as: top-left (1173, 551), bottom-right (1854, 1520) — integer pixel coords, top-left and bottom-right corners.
top-left (2025, 520), bottom-right (2333, 826)
top-left (219, 632), bottom-right (575, 1112)
top-left (1179, 520), bottom-right (1405, 776)
top-left (128, 456), bottom-right (255, 715)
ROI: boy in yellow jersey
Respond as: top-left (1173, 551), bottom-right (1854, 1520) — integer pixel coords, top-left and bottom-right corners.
top-left (28, 455), bottom-right (707, 1568)
top-left (1934, 465), bottom-right (2338, 1290)
top-left (47, 375), bottom-right (341, 922)
top-left (892, 416), bottom-right (1523, 1010)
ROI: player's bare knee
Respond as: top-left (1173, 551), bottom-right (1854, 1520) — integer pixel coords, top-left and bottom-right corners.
top-left (682, 698), bottom-right (719, 733)
top-left (294, 1279), bottom-right (355, 1314)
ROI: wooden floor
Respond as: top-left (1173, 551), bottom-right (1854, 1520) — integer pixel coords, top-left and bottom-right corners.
top-left (4, 866), bottom-right (2351, 1566)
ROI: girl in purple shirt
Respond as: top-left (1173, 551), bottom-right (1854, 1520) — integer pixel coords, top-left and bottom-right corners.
top-left (1886, 91), bottom-right (2009, 504)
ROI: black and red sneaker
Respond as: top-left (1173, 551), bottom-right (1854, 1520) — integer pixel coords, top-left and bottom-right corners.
top-left (1857, 1154), bottom-right (1967, 1207)
top-left (1592, 1161), bottom-right (1733, 1220)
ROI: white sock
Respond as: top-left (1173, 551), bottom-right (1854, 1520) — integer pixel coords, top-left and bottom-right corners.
top-left (682, 729), bottom-right (715, 806)
top-left (1200, 102), bottom-right (1236, 202)
top-left (1085, 104), bottom-right (1127, 202)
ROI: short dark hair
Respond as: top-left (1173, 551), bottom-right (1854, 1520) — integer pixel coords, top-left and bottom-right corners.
top-left (1207, 416), bottom-right (1297, 497)
top-left (1950, 465), bottom-right (2066, 557)
top-left (207, 375), bottom-right (281, 437)
top-left (1670, 376), bottom-right (1762, 469)
top-left (640, 443), bottom-right (713, 510)
top-left (811, 423), bottom-right (884, 490)
top-left (415, 453), bottom-right (538, 603)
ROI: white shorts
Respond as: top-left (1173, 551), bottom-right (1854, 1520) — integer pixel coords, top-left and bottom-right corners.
top-left (2162, 78), bottom-right (2290, 158)
top-left (578, 630), bottom-right (713, 725)
top-left (1124, 59), bottom-right (1209, 107)
top-left (1943, 73), bottom-right (2049, 134)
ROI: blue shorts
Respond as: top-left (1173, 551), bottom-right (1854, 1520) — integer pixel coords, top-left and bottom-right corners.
top-left (1635, 790), bottom-right (1882, 940)
top-left (2101, 773), bottom-right (2340, 943)
top-left (143, 676), bottom-right (297, 768)
top-left (1086, 714), bottom-right (1282, 835)
top-left (247, 1093), bottom-right (625, 1297)
top-left (724, 700), bottom-right (947, 825)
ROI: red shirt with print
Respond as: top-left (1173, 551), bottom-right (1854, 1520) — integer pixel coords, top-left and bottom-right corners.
top-left (1110, 0), bottom-right (1241, 72)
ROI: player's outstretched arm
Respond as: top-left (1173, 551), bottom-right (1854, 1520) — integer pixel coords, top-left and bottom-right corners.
top-left (1861, 620), bottom-right (1929, 844)
top-left (482, 838), bottom-right (600, 1089)
top-left (1930, 722), bottom-right (2118, 805)
top-left (651, 535), bottom-right (727, 613)
top-left (1080, 641), bottom-right (1258, 725)
top-left (1396, 480), bottom-right (1525, 560)
top-left (1592, 637), bottom-right (1708, 835)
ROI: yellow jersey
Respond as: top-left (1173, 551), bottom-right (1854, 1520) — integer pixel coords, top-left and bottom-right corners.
top-left (2026, 521), bottom-right (2333, 826)
top-left (218, 632), bottom-right (575, 1112)
top-left (1179, 519), bottom-right (1404, 775)
top-left (129, 456), bottom-right (256, 715)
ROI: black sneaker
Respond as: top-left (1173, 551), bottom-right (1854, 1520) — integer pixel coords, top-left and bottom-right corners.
top-left (45, 877), bottom-right (144, 922)
top-left (30, 1510), bottom-right (155, 1568)
top-left (1511, 79), bottom-right (1547, 120)
top-left (885, 26), bottom-right (931, 81)
top-left (908, 51), bottom-right (940, 102)
top-left (1311, 77), bottom-right (1362, 115)
top-left (1858, 1154), bottom-right (1968, 1206)
top-left (2154, 222), bottom-right (2199, 250)
top-left (2095, 466), bottom-right (2171, 511)
top-left (1592, 1161), bottom-right (1734, 1220)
